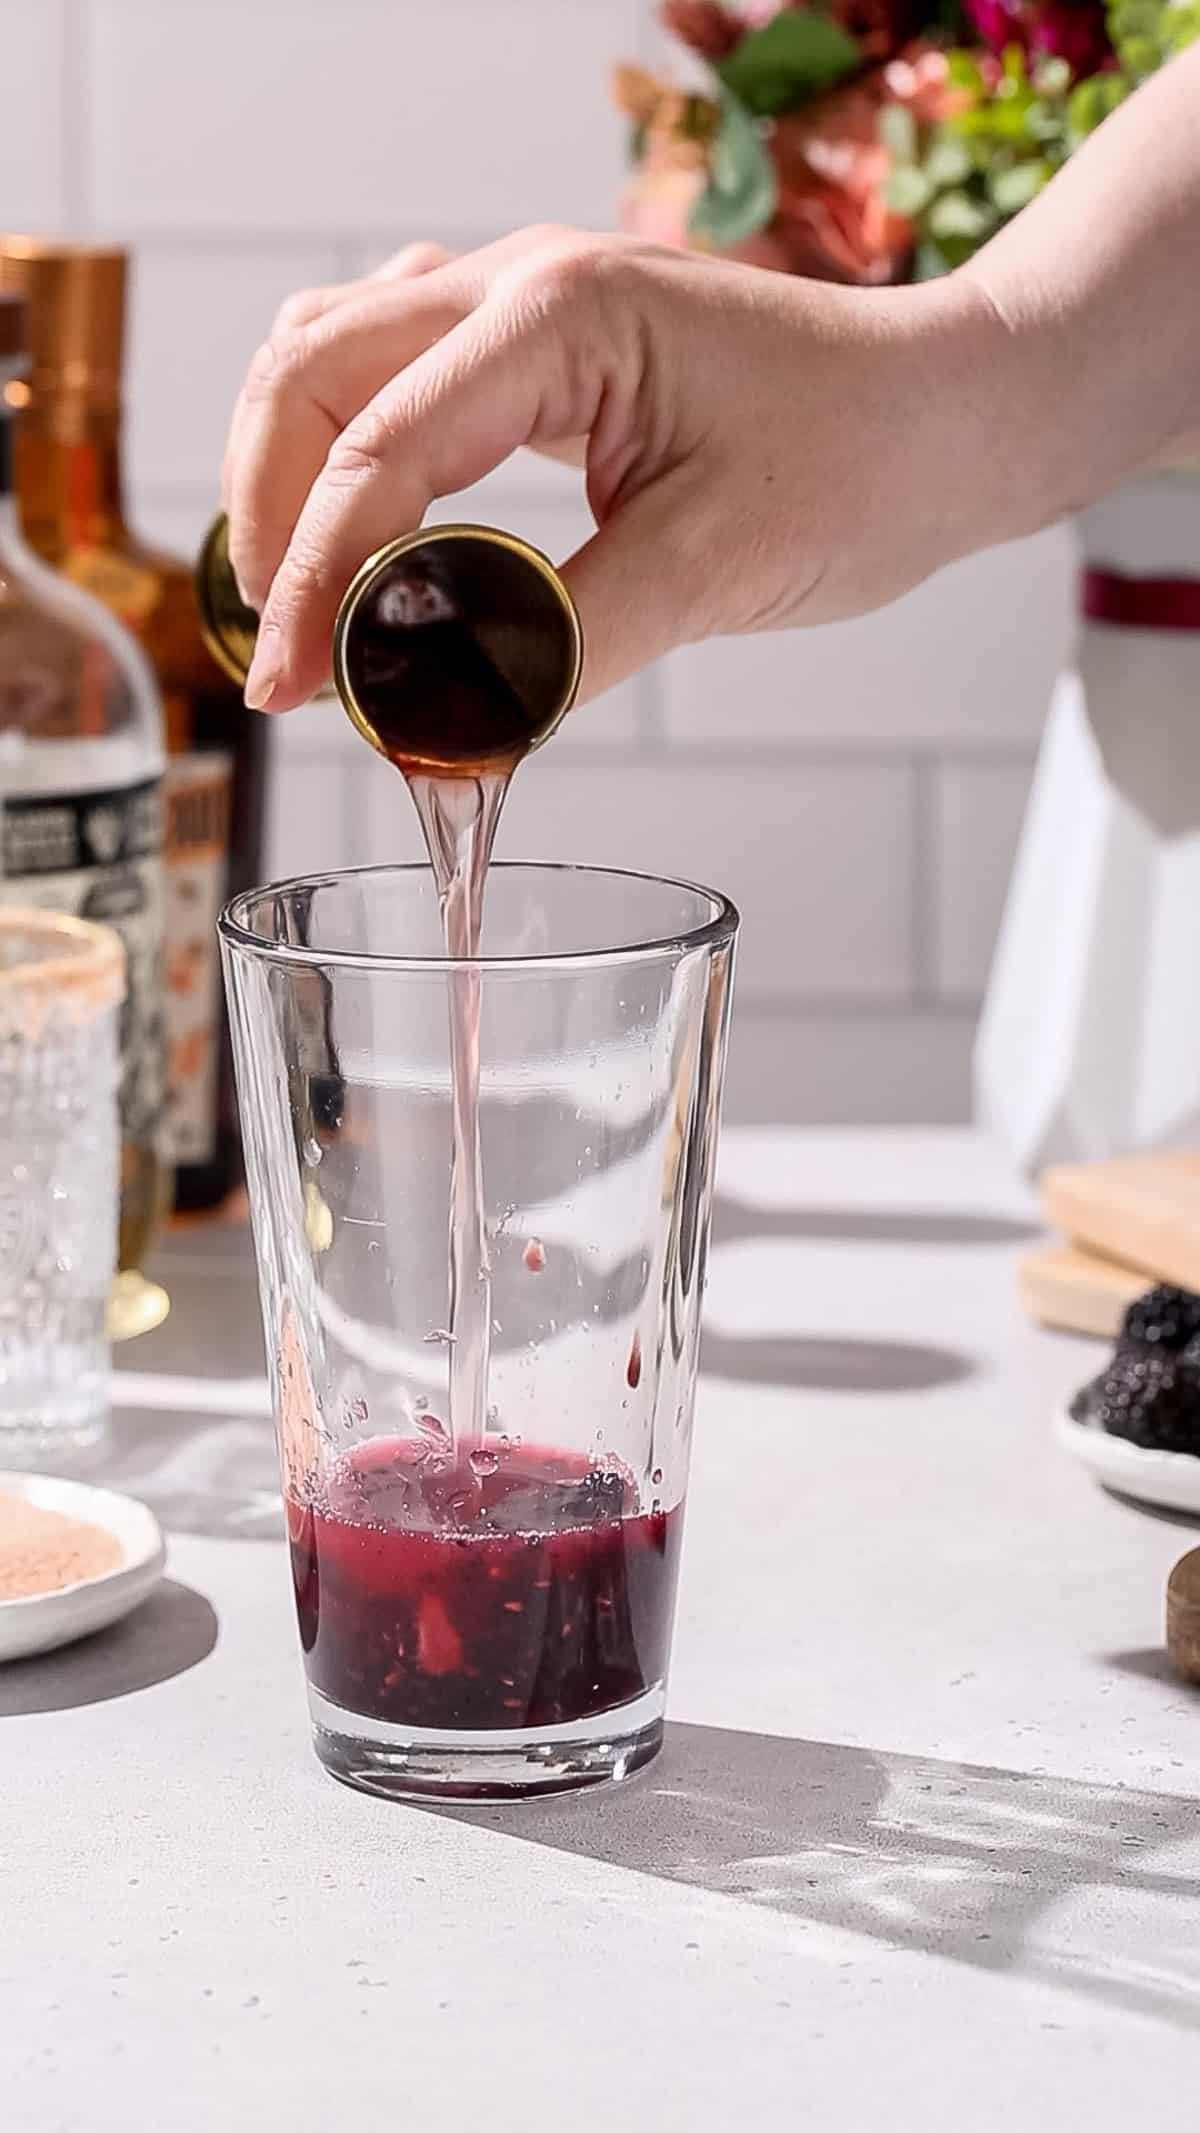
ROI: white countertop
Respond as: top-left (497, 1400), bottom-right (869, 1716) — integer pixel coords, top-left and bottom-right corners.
top-left (6, 1130), bottom-right (1199, 2131)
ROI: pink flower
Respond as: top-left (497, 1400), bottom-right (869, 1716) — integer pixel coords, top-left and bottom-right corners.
top-left (768, 81), bottom-right (912, 283)
top-left (883, 44), bottom-right (968, 122)
top-left (659, 0), bottom-right (744, 59)
top-left (964, 0), bottom-right (1112, 73)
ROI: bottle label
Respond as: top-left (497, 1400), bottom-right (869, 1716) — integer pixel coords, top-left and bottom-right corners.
top-left (61, 549), bottom-right (162, 631)
top-left (162, 751), bottom-right (233, 1168)
top-left (0, 778), bottom-right (165, 1148)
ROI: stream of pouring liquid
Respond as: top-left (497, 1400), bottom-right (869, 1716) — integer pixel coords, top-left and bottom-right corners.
top-left (406, 768), bottom-right (512, 1464)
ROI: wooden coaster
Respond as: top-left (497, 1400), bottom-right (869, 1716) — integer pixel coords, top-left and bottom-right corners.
top-left (1166, 1548), bottom-right (1200, 1685)
top-left (1018, 1244), bottom-right (1147, 1339)
top-left (1041, 1152), bottom-right (1200, 1293)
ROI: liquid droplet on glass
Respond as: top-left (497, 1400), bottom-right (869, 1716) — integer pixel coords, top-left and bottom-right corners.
top-left (651, 1467), bottom-right (663, 1486)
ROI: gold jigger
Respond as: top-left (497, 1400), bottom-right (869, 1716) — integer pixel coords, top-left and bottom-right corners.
top-left (197, 513), bottom-right (582, 770)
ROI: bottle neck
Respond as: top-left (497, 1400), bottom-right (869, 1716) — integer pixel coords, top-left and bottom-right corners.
top-left (13, 400), bottom-right (128, 559)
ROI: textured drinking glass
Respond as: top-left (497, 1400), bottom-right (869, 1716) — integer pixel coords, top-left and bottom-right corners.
top-left (0, 908), bottom-right (124, 1455)
top-left (221, 863), bottom-right (737, 1800)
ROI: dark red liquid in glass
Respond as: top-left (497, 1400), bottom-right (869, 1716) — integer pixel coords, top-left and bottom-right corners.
top-left (287, 1439), bottom-right (682, 1733)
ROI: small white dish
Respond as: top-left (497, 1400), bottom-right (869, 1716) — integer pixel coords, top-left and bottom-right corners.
top-left (1055, 1407), bottom-right (1200, 1516)
top-left (0, 1472), bottom-right (166, 1664)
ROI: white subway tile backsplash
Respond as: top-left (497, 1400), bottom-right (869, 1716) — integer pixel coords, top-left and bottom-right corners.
top-left (90, 0), bottom-right (637, 236)
top-left (495, 761), bottom-right (914, 1001)
top-left (129, 492), bottom-right (209, 561)
top-left (932, 760), bottom-right (1034, 999)
top-left (126, 245), bottom-right (341, 496)
top-left (660, 527), bottom-right (1074, 751)
top-left (2, 2), bottom-right (67, 230)
top-left (724, 1011), bottom-right (974, 1125)
top-left (265, 757), bottom-right (350, 881)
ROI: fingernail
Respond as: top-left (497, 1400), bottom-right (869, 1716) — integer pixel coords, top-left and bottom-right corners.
top-left (244, 623), bottom-right (281, 711)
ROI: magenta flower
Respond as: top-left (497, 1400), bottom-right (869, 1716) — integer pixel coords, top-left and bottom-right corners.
top-left (964, 0), bottom-right (1112, 72)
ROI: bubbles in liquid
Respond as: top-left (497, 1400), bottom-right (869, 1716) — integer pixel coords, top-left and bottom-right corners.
top-left (469, 1448), bottom-right (500, 1478)
top-left (651, 1467), bottom-right (663, 1486)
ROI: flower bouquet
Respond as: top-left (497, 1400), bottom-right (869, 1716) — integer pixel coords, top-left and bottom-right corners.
top-left (614, 0), bottom-right (1199, 284)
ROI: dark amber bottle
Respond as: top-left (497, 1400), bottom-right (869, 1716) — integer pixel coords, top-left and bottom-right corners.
top-left (0, 238), bottom-right (266, 1211)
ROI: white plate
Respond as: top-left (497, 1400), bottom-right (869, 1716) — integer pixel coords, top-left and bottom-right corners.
top-left (1055, 1407), bottom-right (1200, 1516)
top-left (0, 1472), bottom-right (166, 1663)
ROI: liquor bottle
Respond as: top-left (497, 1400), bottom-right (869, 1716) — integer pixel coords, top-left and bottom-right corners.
top-left (0, 289), bottom-right (168, 1329)
top-left (0, 238), bottom-right (266, 1211)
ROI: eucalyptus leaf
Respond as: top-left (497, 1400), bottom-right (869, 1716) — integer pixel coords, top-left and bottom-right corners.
top-left (688, 91), bottom-right (777, 248)
top-left (928, 189), bottom-right (997, 240)
top-left (915, 238), bottom-right (952, 279)
top-left (878, 103), bottom-right (918, 163)
top-left (1067, 71), bottom-right (1129, 139)
top-left (989, 157), bottom-right (1050, 212)
top-left (717, 9), bottom-right (860, 116)
top-left (923, 135), bottom-right (972, 187)
top-left (886, 165), bottom-right (932, 215)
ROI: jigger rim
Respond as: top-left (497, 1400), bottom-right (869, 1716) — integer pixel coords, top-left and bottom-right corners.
top-left (218, 860), bottom-right (739, 977)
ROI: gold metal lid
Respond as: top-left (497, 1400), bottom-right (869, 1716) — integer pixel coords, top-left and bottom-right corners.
top-left (196, 514), bottom-right (584, 772)
top-left (333, 524), bottom-right (583, 774)
top-left (0, 238), bottom-right (126, 410)
top-left (196, 512), bottom-right (262, 687)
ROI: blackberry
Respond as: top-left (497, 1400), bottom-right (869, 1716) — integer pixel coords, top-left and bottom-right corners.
top-left (1072, 1347), bottom-right (1200, 1455)
top-left (1119, 1284), bottom-right (1200, 1351)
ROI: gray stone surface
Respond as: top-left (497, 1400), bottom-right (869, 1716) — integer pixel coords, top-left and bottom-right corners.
top-left (5, 1131), bottom-right (1199, 2131)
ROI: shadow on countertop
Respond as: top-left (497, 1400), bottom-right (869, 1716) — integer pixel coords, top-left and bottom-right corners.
top-left (705, 1193), bottom-right (984, 1391)
top-left (712, 1196), bottom-right (1042, 1252)
top-left (700, 1331), bottom-right (972, 1393)
top-left (0, 1578), bottom-right (217, 1716)
top-left (430, 1719), bottom-right (1200, 2031)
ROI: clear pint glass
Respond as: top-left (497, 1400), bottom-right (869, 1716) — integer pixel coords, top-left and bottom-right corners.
top-left (220, 863), bottom-right (737, 1800)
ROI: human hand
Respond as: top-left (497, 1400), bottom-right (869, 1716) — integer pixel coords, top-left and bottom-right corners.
top-left (222, 224), bottom-right (1029, 713)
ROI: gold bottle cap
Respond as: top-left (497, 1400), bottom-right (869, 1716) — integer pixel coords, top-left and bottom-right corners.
top-left (196, 515), bottom-right (583, 771)
top-left (0, 238), bottom-right (126, 411)
top-left (196, 512), bottom-right (262, 688)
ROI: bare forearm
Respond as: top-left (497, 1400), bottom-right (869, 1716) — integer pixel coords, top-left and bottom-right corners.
top-left (957, 44), bottom-right (1200, 535)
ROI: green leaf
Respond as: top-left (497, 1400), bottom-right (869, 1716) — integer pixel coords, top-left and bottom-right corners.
top-left (688, 91), bottom-right (777, 248)
top-left (923, 134), bottom-right (972, 187)
top-left (946, 48), bottom-right (986, 88)
top-left (989, 157), bottom-right (1051, 212)
top-left (915, 238), bottom-right (953, 278)
top-left (886, 165), bottom-right (933, 215)
top-left (1118, 31), bottom-right (1162, 72)
top-left (928, 188), bottom-right (998, 240)
top-left (878, 102), bottom-right (918, 163)
top-left (1067, 71), bottom-right (1129, 139)
top-left (1031, 55), bottom-right (1072, 95)
top-left (716, 9), bottom-right (861, 116)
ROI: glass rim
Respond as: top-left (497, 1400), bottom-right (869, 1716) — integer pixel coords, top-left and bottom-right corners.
top-left (218, 860), bottom-right (739, 976)
top-left (0, 905), bottom-right (125, 1008)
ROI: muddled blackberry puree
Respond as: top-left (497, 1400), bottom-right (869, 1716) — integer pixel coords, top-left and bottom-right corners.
top-left (288, 1438), bottom-right (682, 1732)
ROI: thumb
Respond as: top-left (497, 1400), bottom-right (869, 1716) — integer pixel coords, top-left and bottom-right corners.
top-left (561, 475), bottom-right (708, 706)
